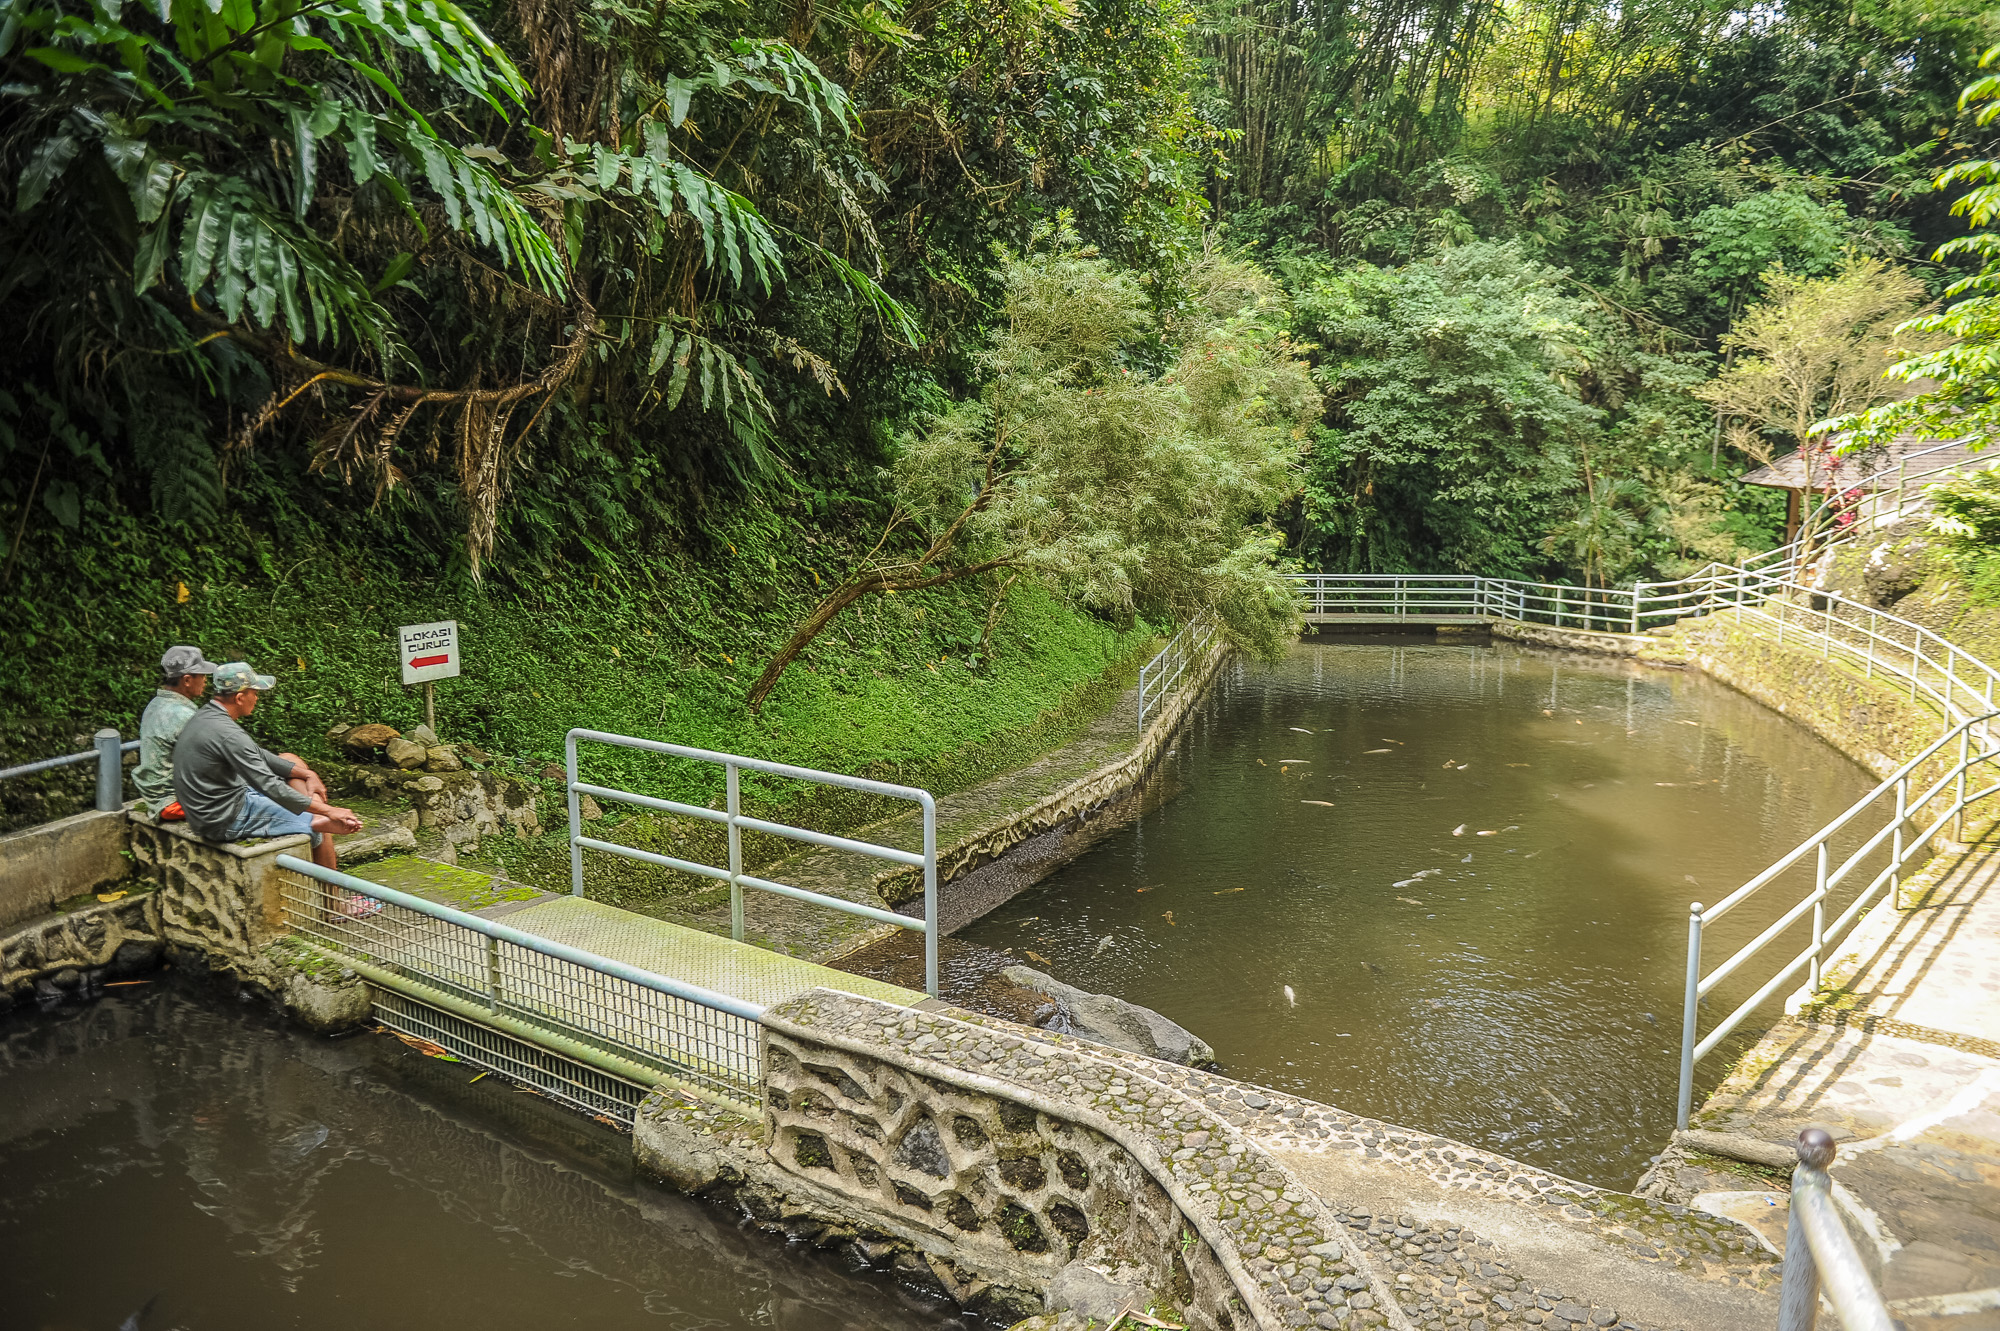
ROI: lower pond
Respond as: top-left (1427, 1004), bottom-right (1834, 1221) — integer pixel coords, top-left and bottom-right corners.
top-left (0, 985), bottom-right (962, 1331)
top-left (960, 636), bottom-right (1877, 1189)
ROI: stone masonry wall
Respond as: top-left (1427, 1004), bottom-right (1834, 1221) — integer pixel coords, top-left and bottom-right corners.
top-left (126, 814), bottom-right (302, 963)
top-left (638, 986), bottom-right (1422, 1331)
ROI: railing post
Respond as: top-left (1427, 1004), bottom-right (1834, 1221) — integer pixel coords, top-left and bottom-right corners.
top-left (1777, 1131), bottom-right (1829, 1331)
top-left (1865, 611), bottom-right (1876, 679)
top-left (93, 728), bottom-right (122, 812)
top-left (923, 799), bottom-right (939, 999)
top-left (566, 732), bottom-right (584, 897)
top-left (1677, 901), bottom-right (1704, 1130)
top-left (486, 934), bottom-right (501, 1014)
top-left (1956, 725), bottom-right (1971, 843)
top-left (1630, 584), bottom-right (1643, 634)
top-left (1892, 776), bottom-right (1908, 906)
top-left (1810, 843), bottom-right (1828, 994)
top-left (727, 762), bottom-right (745, 942)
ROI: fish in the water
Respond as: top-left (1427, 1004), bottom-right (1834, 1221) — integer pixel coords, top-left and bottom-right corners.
top-left (1290, 726), bottom-right (1314, 734)
top-left (1094, 935), bottom-right (1115, 956)
top-left (1397, 896), bottom-right (1423, 905)
top-left (1452, 824), bottom-right (1467, 836)
top-left (1026, 950), bottom-right (1053, 966)
top-left (1365, 748), bottom-right (1392, 754)
top-left (1477, 829), bottom-right (1497, 836)
top-left (1162, 911), bottom-right (1176, 925)
top-left (1381, 738), bottom-right (1403, 745)
top-left (1301, 799), bottom-right (1336, 807)
top-left (119, 1296), bottom-right (159, 1331)
top-left (1540, 1086), bottom-right (1576, 1117)
top-left (1214, 887), bottom-right (1245, 895)
top-left (1283, 985), bottom-right (1297, 1007)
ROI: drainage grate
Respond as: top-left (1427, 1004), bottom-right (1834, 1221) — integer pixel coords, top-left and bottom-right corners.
top-left (374, 991), bottom-right (649, 1126)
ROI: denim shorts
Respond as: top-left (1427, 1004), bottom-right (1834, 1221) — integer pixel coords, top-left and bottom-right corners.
top-left (228, 788), bottom-right (320, 847)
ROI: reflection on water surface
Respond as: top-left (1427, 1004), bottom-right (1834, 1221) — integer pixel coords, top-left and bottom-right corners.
top-left (0, 987), bottom-right (962, 1331)
top-left (960, 638), bottom-right (1875, 1187)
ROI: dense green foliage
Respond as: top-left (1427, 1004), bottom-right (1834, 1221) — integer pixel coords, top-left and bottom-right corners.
top-left (748, 225), bottom-right (1317, 706)
top-left (6, 0), bottom-right (2000, 773)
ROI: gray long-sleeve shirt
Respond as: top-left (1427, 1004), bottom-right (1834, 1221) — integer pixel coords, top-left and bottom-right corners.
top-left (171, 701), bottom-right (306, 840)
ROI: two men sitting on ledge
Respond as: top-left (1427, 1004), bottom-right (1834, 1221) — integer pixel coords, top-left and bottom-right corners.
top-left (170, 659), bottom-right (362, 871)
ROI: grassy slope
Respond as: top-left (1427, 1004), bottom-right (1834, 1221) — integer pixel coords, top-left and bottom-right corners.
top-left (5, 504), bottom-right (1156, 836)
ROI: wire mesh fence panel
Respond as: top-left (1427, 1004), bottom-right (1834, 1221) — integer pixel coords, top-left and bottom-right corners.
top-left (281, 868), bottom-right (761, 1111)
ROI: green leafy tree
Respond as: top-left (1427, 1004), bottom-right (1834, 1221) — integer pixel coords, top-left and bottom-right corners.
top-left (1294, 241), bottom-right (1598, 574)
top-left (1834, 45), bottom-right (2000, 456)
top-left (746, 224), bottom-right (1319, 710)
top-left (1698, 255), bottom-right (1934, 547)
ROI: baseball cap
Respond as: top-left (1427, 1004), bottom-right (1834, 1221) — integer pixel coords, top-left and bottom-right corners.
top-left (160, 645), bottom-right (219, 678)
top-left (212, 662), bottom-right (277, 693)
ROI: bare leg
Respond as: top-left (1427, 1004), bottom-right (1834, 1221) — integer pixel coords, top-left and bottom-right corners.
top-left (280, 753), bottom-right (328, 802)
top-left (309, 815), bottom-right (342, 871)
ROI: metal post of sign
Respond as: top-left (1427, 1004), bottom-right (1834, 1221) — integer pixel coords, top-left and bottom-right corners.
top-left (424, 681), bottom-right (437, 734)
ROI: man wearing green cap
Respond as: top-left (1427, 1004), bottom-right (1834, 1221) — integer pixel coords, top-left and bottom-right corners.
top-left (172, 662), bottom-right (362, 871)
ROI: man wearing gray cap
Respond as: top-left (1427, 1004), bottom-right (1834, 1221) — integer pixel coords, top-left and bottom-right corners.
top-left (134, 646), bottom-right (218, 816)
top-left (172, 662), bottom-right (362, 871)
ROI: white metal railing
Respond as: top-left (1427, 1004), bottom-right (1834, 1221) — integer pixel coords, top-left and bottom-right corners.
top-left (1286, 537), bottom-right (2000, 1137)
top-left (1780, 1129), bottom-right (1897, 1331)
top-left (1138, 613), bottom-right (1222, 728)
top-left (564, 730), bottom-right (939, 997)
top-left (0, 728), bottom-right (137, 812)
top-left (278, 855), bottom-right (766, 1116)
top-left (1674, 713), bottom-right (2000, 1127)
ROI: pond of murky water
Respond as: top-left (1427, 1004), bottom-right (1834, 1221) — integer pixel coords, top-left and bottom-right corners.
top-left (0, 985), bottom-right (965, 1331)
top-left (958, 636), bottom-right (1877, 1188)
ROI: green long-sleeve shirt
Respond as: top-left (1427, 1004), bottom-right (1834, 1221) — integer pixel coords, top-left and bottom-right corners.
top-left (134, 688), bottom-right (198, 814)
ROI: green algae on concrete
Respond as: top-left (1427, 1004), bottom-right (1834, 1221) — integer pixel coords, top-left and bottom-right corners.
top-left (347, 854), bottom-right (541, 912)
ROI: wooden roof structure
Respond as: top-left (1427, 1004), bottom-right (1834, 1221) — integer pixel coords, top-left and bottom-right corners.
top-left (1739, 433), bottom-right (1985, 494)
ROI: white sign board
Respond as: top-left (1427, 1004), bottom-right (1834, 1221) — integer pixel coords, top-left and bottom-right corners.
top-left (398, 621), bottom-right (461, 685)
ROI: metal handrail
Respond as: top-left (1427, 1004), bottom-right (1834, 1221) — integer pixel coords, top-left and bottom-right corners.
top-left (1283, 556), bottom-right (2000, 1141)
top-left (277, 854), bottom-right (767, 1112)
top-left (1137, 613), bottom-right (1221, 729)
top-left (564, 729), bottom-right (940, 997)
top-left (1675, 711), bottom-right (2000, 1126)
top-left (1780, 1129), bottom-right (1896, 1331)
top-left (0, 729), bottom-right (136, 812)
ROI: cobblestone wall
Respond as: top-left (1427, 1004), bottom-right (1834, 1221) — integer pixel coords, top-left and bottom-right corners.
top-left (127, 814), bottom-right (299, 962)
top-left (0, 891), bottom-right (164, 1008)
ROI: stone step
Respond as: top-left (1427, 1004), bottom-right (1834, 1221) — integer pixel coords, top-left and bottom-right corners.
top-left (331, 823), bottom-right (415, 866)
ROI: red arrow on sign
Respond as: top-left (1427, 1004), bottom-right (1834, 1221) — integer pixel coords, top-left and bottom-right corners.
top-left (409, 654), bottom-right (451, 668)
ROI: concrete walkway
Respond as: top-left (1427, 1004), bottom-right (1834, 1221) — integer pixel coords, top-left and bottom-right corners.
top-left (1651, 825), bottom-right (2000, 1329)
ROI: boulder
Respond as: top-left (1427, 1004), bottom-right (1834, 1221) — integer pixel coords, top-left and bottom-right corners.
top-left (539, 762), bottom-right (566, 783)
top-left (325, 723), bottom-right (353, 745)
top-left (579, 793), bottom-right (604, 821)
top-left (1045, 1262), bottom-right (1140, 1323)
top-left (384, 736), bottom-right (429, 770)
top-left (409, 722), bottom-right (441, 747)
top-left (1001, 965), bottom-right (1215, 1067)
top-left (341, 723), bottom-right (400, 759)
top-left (460, 744), bottom-right (492, 765)
top-left (424, 746), bottom-right (463, 773)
